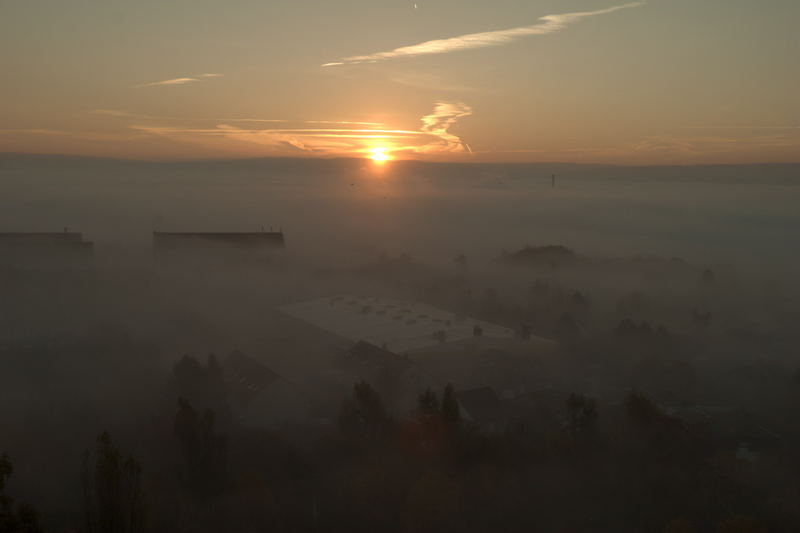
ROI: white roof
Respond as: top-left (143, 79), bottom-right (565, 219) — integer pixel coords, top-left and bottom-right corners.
top-left (280, 295), bottom-right (516, 353)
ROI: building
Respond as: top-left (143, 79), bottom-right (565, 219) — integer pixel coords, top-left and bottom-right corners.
top-left (280, 294), bottom-right (526, 354)
top-left (339, 340), bottom-right (435, 409)
top-left (0, 231), bottom-right (94, 265)
top-left (224, 350), bottom-right (282, 406)
top-left (280, 295), bottom-right (556, 415)
top-left (223, 351), bottom-right (309, 427)
top-left (342, 340), bottom-right (416, 382)
top-left (153, 230), bottom-right (285, 261)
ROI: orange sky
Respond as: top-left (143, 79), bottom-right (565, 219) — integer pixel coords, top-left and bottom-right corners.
top-left (1, 0), bottom-right (798, 164)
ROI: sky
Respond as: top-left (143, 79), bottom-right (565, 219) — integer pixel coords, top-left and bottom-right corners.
top-left (0, 0), bottom-right (798, 164)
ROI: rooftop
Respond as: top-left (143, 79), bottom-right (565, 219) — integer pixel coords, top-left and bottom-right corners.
top-left (0, 232), bottom-right (88, 244)
top-left (343, 340), bottom-right (415, 378)
top-left (224, 350), bottom-right (281, 404)
top-left (153, 231), bottom-right (285, 249)
top-left (280, 295), bottom-right (517, 354)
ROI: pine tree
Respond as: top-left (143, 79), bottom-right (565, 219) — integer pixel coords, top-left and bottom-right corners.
top-left (566, 393), bottom-right (598, 436)
top-left (417, 388), bottom-right (439, 414)
top-left (173, 399), bottom-right (226, 501)
top-left (0, 453), bottom-right (43, 533)
top-left (338, 381), bottom-right (393, 445)
top-left (441, 383), bottom-right (461, 431)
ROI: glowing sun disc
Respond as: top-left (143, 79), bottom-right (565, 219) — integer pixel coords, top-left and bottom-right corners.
top-left (369, 147), bottom-right (391, 163)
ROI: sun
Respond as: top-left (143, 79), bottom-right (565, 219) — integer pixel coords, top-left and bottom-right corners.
top-left (369, 147), bottom-right (392, 164)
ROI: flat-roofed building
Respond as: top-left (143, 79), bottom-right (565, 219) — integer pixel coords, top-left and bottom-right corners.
top-left (343, 340), bottom-right (416, 381)
top-left (280, 294), bottom-right (552, 355)
top-left (0, 231), bottom-right (94, 265)
top-left (152, 230), bottom-right (285, 265)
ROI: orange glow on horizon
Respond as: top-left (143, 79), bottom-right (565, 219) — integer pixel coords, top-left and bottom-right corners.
top-left (369, 146), bottom-right (392, 164)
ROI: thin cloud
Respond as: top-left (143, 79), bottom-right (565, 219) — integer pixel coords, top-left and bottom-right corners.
top-left (307, 120), bottom-right (386, 126)
top-left (93, 112), bottom-right (385, 127)
top-left (322, 2), bottom-right (644, 66)
top-left (131, 126), bottom-right (425, 137)
top-left (138, 77), bottom-right (198, 87)
top-left (129, 102), bottom-right (474, 157)
top-left (219, 119), bottom-right (385, 126)
top-left (90, 109), bottom-right (169, 121)
top-left (218, 118), bottom-right (288, 123)
top-left (136, 73), bottom-right (224, 88)
top-left (416, 102), bottom-right (473, 153)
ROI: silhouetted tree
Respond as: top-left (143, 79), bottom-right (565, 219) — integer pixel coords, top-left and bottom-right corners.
top-left (338, 381), bottom-right (393, 445)
top-left (566, 393), bottom-right (598, 437)
top-left (168, 354), bottom-right (229, 423)
top-left (625, 391), bottom-right (663, 427)
top-left (0, 454), bottom-right (42, 533)
top-left (441, 384), bottom-right (461, 432)
top-left (173, 399), bottom-right (226, 501)
top-left (82, 432), bottom-right (145, 533)
top-left (418, 388), bottom-right (439, 414)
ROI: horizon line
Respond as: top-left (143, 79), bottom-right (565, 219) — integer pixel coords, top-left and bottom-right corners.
top-left (1, 151), bottom-right (799, 168)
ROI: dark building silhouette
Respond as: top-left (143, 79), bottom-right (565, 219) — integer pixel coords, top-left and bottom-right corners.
top-left (222, 351), bottom-right (309, 427)
top-left (223, 350), bottom-right (281, 407)
top-left (0, 231), bottom-right (93, 265)
top-left (152, 230), bottom-right (285, 263)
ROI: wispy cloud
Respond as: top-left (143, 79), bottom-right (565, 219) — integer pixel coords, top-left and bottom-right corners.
top-left (138, 77), bottom-right (198, 87)
top-left (307, 120), bottom-right (386, 126)
top-left (91, 111), bottom-right (384, 127)
top-left (91, 110), bottom-right (291, 124)
top-left (136, 73), bottom-right (224, 88)
top-left (90, 109), bottom-right (169, 120)
top-left (417, 102), bottom-right (473, 153)
top-left (128, 102), bottom-right (473, 158)
top-left (322, 2), bottom-right (644, 66)
top-left (217, 118), bottom-right (288, 123)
